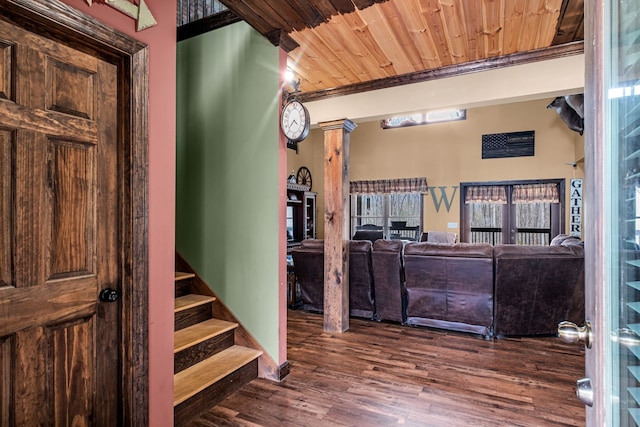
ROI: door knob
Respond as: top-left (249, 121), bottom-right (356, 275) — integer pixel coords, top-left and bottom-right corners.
top-left (612, 327), bottom-right (640, 347)
top-left (558, 320), bottom-right (592, 348)
top-left (575, 378), bottom-right (593, 407)
top-left (99, 288), bottom-right (120, 303)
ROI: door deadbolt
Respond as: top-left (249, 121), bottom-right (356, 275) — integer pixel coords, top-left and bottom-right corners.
top-left (575, 378), bottom-right (594, 407)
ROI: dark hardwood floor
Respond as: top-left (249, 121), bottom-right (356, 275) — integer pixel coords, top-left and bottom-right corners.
top-left (188, 309), bottom-right (586, 426)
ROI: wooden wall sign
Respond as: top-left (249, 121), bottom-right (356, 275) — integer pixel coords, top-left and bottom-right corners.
top-left (85, 0), bottom-right (157, 31)
top-left (570, 178), bottom-right (583, 237)
top-left (482, 130), bottom-right (535, 159)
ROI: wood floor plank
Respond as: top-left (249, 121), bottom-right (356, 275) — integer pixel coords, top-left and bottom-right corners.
top-left (187, 310), bottom-right (586, 426)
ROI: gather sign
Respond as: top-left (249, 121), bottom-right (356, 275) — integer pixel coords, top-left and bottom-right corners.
top-left (570, 179), bottom-right (583, 237)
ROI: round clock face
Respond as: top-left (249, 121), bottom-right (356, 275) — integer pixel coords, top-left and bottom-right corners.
top-left (281, 100), bottom-right (310, 143)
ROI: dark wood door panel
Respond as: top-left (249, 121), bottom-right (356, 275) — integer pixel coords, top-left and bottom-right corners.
top-left (7, 317), bottom-right (96, 426)
top-left (0, 40), bottom-right (13, 101)
top-left (0, 102), bottom-right (99, 141)
top-left (13, 130), bottom-right (48, 287)
top-left (0, 278), bottom-right (96, 337)
top-left (48, 317), bottom-right (95, 426)
top-left (0, 128), bottom-right (11, 288)
top-left (47, 138), bottom-right (96, 280)
top-left (0, 14), bottom-right (120, 426)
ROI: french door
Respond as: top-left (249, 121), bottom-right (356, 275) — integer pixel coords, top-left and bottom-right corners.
top-left (585, 0), bottom-right (640, 424)
top-left (460, 180), bottom-right (564, 245)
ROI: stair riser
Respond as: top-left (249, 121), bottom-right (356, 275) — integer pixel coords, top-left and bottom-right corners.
top-left (175, 305), bottom-right (212, 331)
top-left (175, 280), bottom-right (191, 298)
top-left (174, 358), bottom-right (258, 427)
top-left (174, 330), bottom-right (235, 374)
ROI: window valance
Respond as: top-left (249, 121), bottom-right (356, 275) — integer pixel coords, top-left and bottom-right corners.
top-left (350, 177), bottom-right (428, 194)
top-left (464, 183), bottom-right (559, 204)
top-left (512, 183), bottom-right (559, 203)
top-left (464, 186), bottom-right (507, 204)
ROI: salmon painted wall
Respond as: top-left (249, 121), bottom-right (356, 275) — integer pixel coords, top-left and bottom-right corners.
top-left (288, 98), bottom-right (586, 239)
top-left (60, 1), bottom-right (176, 425)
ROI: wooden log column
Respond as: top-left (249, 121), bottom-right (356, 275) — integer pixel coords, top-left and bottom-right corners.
top-left (320, 119), bottom-right (357, 333)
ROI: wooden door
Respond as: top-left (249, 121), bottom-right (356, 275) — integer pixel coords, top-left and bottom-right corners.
top-left (0, 16), bottom-right (121, 426)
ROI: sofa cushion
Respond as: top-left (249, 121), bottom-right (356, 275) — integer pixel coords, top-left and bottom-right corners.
top-left (493, 244), bottom-right (584, 336)
top-left (371, 239), bottom-right (405, 323)
top-left (373, 239), bottom-right (404, 253)
top-left (348, 240), bottom-right (375, 319)
top-left (352, 230), bottom-right (384, 243)
top-left (403, 242), bottom-right (494, 335)
top-left (291, 242), bottom-right (325, 312)
top-left (404, 242), bottom-right (493, 258)
top-left (350, 239), bottom-right (374, 253)
top-left (550, 234), bottom-right (583, 247)
top-left (494, 243), bottom-right (584, 258)
top-left (299, 238), bottom-right (324, 249)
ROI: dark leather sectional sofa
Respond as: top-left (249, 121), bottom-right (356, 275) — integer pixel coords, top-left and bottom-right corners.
top-left (291, 239), bottom-right (376, 318)
top-left (403, 242), bottom-right (494, 336)
top-left (291, 237), bottom-right (584, 338)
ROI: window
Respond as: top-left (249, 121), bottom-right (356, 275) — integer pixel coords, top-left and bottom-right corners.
top-left (461, 180), bottom-right (564, 245)
top-left (351, 193), bottom-right (423, 241)
top-left (350, 178), bottom-right (428, 241)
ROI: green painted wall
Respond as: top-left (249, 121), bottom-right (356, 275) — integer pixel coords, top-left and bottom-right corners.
top-left (176, 22), bottom-right (281, 360)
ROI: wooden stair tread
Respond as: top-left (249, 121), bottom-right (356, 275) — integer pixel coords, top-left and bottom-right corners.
top-left (175, 294), bottom-right (216, 312)
top-left (174, 318), bottom-right (238, 353)
top-left (175, 271), bottom-right (195, 281)
top-left (174, 345), bottom-right (262, 406)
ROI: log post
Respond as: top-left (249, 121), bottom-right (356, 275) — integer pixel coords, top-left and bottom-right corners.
top-left (320, 119), bottom-right (357, 333)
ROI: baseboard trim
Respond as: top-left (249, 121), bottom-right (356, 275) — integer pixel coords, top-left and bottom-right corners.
top-left (278, 361), bottom-right (291, 381)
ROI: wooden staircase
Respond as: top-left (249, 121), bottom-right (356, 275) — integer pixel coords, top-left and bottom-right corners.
top-left (173, 271), bottom-right (262, 426)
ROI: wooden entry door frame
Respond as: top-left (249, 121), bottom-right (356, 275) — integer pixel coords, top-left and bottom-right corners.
top-left (0, 0), bottom-right (150, 424)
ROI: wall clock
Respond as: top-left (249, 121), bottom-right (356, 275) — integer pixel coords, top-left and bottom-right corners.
top-left (281, 100), bottom-right (310, 143)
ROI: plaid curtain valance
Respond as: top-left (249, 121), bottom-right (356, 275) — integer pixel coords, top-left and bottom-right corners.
top-left (464, 186), bottom-right (507, 204)
top-left (512, 183), bottom-right (559, 203)
top-left (465, 183), bottom-right (559, 204)
top-left (350, 177), bottom-right (428, 194)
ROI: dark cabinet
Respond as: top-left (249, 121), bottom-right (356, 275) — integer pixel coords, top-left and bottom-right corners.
top-left (286, 183), bottom-right (316, 246)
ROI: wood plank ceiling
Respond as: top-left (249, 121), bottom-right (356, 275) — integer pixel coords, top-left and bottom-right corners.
top-left (218, 0), bottom-right (584, 100)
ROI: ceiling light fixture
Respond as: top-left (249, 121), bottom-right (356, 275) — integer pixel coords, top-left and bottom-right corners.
top-left (381, 108), bottom-right (466, 129)
top-left (284, 68), bottom-right (295, 83)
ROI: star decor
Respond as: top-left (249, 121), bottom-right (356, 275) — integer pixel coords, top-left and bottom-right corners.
top-left (84, 0), bottom-right (157, 31)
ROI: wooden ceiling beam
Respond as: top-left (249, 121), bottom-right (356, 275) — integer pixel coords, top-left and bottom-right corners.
top-left (310, 0), bottom-right (340, 18)
top-left (177, 10), bottom-right (241, 42)
top-left (287, 0), bottom-right (327, 28)
top-left (218, 0), bottom-right (277, 34)
top-left (552, 0), bottom-right (584, 44)
top-left (299, 41), bottom-right (584, 102)
top-left (327, 0), bottom-right (357, 14)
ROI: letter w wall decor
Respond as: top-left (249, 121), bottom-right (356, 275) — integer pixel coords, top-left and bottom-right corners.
top-left (429, 186), bottom-right (458, 212)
